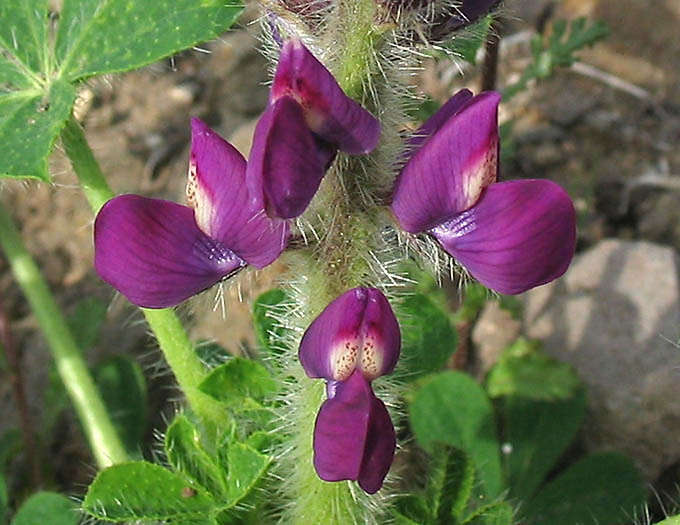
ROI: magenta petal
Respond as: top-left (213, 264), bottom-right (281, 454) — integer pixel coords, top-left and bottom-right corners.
top-left (272, 39), bottom-right (380, 155)
top-left (392, 91), bottom-right (501, 233)
top-left (189, 118), bottom-right (289, 268)
top-left (357, 390), bottom-right (396, 494)
top-left (405, 89), bottom-right (473, 158)
top-left (94, 195), bottom-right (245, 308)
top-left (247, 97), bottom-right (326, 219)
top-left (299, 287), bottom-right (401, 381)
top-left (431, 179), bottom-right (577, 295)
top-left (313, 371), bottom-right (395, 493)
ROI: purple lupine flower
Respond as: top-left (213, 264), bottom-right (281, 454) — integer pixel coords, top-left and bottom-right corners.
top-left (94, 119), bottom-right (289, 309)
top-left (247, 39), bottom-right (381, 220)
top-left (299, 287), bottom-right (400, 493)
top-left (392, 89), bottom-right (576, 295)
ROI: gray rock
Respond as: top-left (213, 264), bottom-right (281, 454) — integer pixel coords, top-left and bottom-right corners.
top-left (524, 239), bottom-right (680, 481)
top-left (471, 301), bottom-right (522, 379)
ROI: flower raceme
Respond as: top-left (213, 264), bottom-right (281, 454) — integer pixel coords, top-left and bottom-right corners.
top-left (391, 89), bottom-right (576, 295)
top-left (94, 119), bottom-right (289, 308)
top-left (247, 39), bottom-right (381, 220)
top-left (298, 287), bottom-right (400, 494)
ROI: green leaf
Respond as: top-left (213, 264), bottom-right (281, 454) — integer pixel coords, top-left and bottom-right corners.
top-left (0, 79), bottom-right (76, 180)
top-left (166, 414), bottom-right (226, 497)
top-left (67, 297), bottom-right (107, 350)
top-left (397, 294), bottom-right (458, 380)
top-left (0, 474), bottom-right (7, 524)
top-left (501, 389), bottom-right (586, 502)
top-left (0, 429), bottom-right (22, 470)
top-left (93, 355), bottom-right (147, 454)
top-left (656, 517), bottom-right (680, 525)
top-left (224, 443), bottom-right (271, 506)
top-left (426, 445), bottom-right (475, 523)
top-left (453, 283), bottom-right (488, 323)
top-left (463, 502), bottom-right (514, 525)
top-left (453, 15), bottom-right (494, 65)
top-left (0, 1), bottom-right (50, 77)
top-left (11, 492), bottom-right (78, 525)
top-left (521, 453), bottom-right (646, 525)
top-left (486, 338), bottom-right (580, 401)
top-left (83, 461), bottom-right (216, 521)
top-left (409, 371), bottom-right (503, 498)
top-left (198, 357), bottom-right (277, 407)
top-left (253, 289), bottom-right (291, 355)
top-left (196, 340), bottom-right (231, 369)
top-left (394, 494), bottom-right (431, 524)
top-left (56, 0), bottom-right (243, 81)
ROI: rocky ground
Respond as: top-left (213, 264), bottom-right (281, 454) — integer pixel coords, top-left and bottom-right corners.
top-left (1, 0), bottom-right (679, 515)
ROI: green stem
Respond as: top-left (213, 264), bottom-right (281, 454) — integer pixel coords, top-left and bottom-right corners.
top-left (61, 116), bottom-right (224, 429)
top-left (0, 203), bottom-right (127, 468)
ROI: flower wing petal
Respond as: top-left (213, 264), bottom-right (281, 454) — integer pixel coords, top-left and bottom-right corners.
top-left (392, 91), bottom-right (500, 233)
top-left (431, 179), bottom-right (576, 295)
top-left (358, 392), bottom-right (396, 494)
top-left (313, 370), bottom-right (371, 484)
top-left (272, 39), bottom-right (380, 154)
top-left (190, 118), bottom-right (289, 267)
top-left (94, 195), bottom-right (244, 308)
top-left (247, 97), bottom-right (327, 220)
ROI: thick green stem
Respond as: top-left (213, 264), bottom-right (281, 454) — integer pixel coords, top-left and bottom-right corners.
top-left (0, 203), bottom-right (127, 468)
top-left (61, 116), bottom-right (224, 430)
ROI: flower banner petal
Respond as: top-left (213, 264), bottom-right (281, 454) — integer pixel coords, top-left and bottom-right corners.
top-left (430, 179), bottom-right (576, 295)
top-left (94, 195), bottom-right (244, 308)
top-left (404, 88), bottom-right (473, 159)
top-left (392, 91), bottom-right (500, 233)
top-left (190, 118), bottom-right (289, 267)
top-left (272, 39), bottom-right (380, 155)
top-left (299, 288), bottom-right (367, 380)
top-left (247, 97), bottom-right (326, 219)
top-left (299, 288), bottom-right (401, 381)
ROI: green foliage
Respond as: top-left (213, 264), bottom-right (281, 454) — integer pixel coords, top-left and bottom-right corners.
top-left (67, 297), bottom-right (107, 350)
top-left (198, 357), bottom-right (277, 407)
top-left (83, 461), bottom-right (216, 521)
top-left (504, 17), bottom-right (609, 100)
top-left (0, 429), bottom-right (22, 469)
top-left (0, 0), bottom-right (243, 181)
top-left (409, 371), bottom-right (503, 498)
top-left (394, 446), bottom-right (476, 525)
top-left (0, 79), bottom-right (76, 180)
top-left (656, 517), bottom-right (680, 525)
top-left (453, 283), bottom-right (488, 323)
top-left (166, 415), bottom-right (226, 496)
top-left (462, 502), bottom-right (514, 525)
top-left (397, 293), bottom-right (458, 380)
top-left (452, 15), bottom-right (494, 65)
top-left (0, 474), bottom-right (7, 524)
top-left (500, 390), bottom-right (586, 502)
top-left (486, 338), bottom-right (580, 401)
top-left (224, 443), bottom-right (271, 504)
top-left (252, 289), bottom-right (291, 356)
top-left (93, 356), bottom-right (147, 454)
top-left (427, 446), bottom-right (476, 523)
top-left (520, 453), bottom-right (646, 525)
top-left (11, 492), bottom-right (78, 525)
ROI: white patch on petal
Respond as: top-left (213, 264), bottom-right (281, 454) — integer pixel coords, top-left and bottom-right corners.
top-left (462, 136), bottom-right (498, 209)
top-left (186, 160), bottom-right (216, 237)
top-left (330, 339), bottom-right (360, 381)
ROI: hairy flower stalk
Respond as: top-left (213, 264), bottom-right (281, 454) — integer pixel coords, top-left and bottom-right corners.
top-left (259, 1), bottom-right (573, 523)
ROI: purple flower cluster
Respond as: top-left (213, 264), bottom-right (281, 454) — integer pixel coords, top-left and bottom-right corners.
top-left (299, 287), bottom-right (400, 493)
top-left (93, 38), bottom-right (575, 494)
